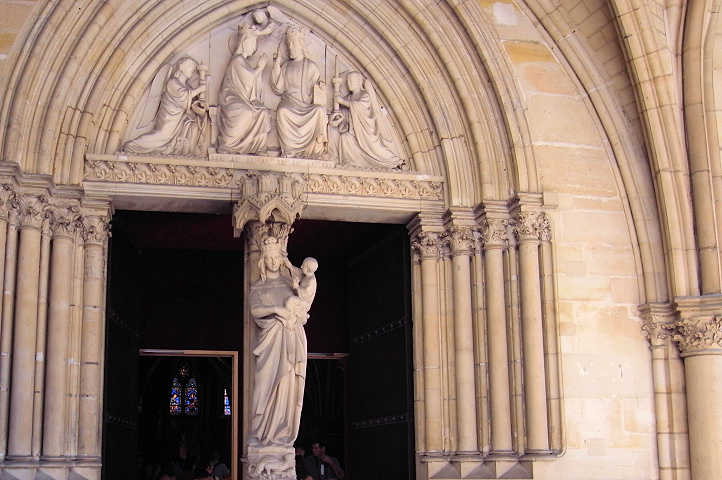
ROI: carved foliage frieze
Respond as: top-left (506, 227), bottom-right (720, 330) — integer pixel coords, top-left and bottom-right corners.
top-left (85, 160), bottom-right (234, 188)
top-left (305, 173), bottom-right (442, 200)
top-left (84, 158), bottom-right (443, 204)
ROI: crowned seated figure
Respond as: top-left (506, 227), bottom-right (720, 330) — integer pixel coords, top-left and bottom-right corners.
top-left (271, 27), bottom-right (328, 158)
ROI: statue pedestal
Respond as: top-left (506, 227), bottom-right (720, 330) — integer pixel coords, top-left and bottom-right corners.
top-left (245, 445), bottom-right (296, 479)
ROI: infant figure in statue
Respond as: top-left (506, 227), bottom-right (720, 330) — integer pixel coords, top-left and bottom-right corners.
top-left (248, 238), bottom-right (317, 449)
top-left (271, 27), bottom-right (328, 158)
top-left (282, 257), bottom-right (318, 329)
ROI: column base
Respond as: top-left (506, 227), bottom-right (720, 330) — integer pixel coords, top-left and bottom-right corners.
top-left (244, 445), bottom-right (295, 479)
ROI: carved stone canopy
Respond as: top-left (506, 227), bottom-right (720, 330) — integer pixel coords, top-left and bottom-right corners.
top-left (233, 171), bottom-right (306, 236)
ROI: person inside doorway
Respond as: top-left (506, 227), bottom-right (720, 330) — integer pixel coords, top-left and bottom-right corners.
top-left (304, 439), bottom-right (344, 480)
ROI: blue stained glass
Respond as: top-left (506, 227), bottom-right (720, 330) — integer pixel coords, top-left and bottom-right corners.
top-left (185, 377), bottom-right (198, 415)
top-left (170, 378), bottom-right (181, 415)
top-left (223, 388), bottom-right (231, 416)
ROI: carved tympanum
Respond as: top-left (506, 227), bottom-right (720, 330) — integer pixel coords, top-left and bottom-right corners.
top-left (329, 71), bottom-right (403, 169)
top-left (271, 27), bottom-right (328, 158)
top-left (216, 20), bottom-right (272, 154)
top-left (120, 12), bottom-right (408, 169)
top-left (123, 57), bottom-right (208, 156)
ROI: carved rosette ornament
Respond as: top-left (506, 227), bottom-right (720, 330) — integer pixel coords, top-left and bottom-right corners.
top-left (411, 231), bottom-right (441, 259)
top-left (480, 217), bottom-right (509, 248)
top-left (670, 315), bottom-right (722, 356)
top-left (233, 171), bottom-right (306, 236)
top-left (81, 216), bottom-right (111, 246)
top-left (13, 194), bottom-right (48, 230)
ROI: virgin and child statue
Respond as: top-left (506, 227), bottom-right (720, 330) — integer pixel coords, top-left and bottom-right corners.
top-left (248, 235), bottom-right (317, 448)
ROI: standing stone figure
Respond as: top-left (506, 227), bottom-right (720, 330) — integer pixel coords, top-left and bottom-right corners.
top-left (216, 22), bottom-right (272, 154)
top-left (248, 236), bottom-right (317, 448)
top-left (271, 27), bottom-right (328, 158)
top-left (330, 71), bottom-right (403, 169)
top-left (123, 57), bottom-right (207, 155)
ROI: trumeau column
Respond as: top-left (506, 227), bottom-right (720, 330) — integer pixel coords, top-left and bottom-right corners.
top-left (409, 215), bottom-right (445, 454)
top-left (512, 211), bottom-right (551, 455)
top-left (234, 171), bottom-right (306, 480)
top-left (7, 193), bottom-right (48, 459)
top-left (443, 210), bottom-right (480, 455)
top-left (478, 213), bottom-right (514, 455)
top-left (669, 295), bottom-right (722, 480)
top-left (77, 207), bottom-right (111, 467)
top-left (43, 202), bottom-right (82, 459)
top-left (640, 303), bottom-right (690, 480)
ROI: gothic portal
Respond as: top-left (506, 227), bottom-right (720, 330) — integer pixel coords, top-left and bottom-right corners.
top-left (2, 1), bottom-right (722, 480)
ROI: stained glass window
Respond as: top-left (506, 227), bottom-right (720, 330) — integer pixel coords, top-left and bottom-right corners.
top-left (185, 377), bottom-right (199, 415)
top-left (223, 388), bottom-right (231, 416)
top-left (170, 377), bottom-right (181, 415)
top-left (169, 364), bottom-right (199, 416)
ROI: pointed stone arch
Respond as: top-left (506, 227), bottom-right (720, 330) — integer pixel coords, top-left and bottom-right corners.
top-left (0, 0), bottom-right (544, 205)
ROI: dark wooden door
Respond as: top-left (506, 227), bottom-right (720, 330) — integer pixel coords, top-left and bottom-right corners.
top-left (102, 220), bottom-right (142, 480)
top-left (346, 228), bottom-right (414, 480)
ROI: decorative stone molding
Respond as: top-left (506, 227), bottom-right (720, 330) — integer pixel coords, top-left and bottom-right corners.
top-left (639, 302), bottom-right (679, 349)
top-left (0, 184), bottom-right (16, 221)
top-left (412, 231), bottom-right (442, 259)
top-left (480, 217), bottom-right (509, 247)
top-left (47, 203), bottom-right (82, 239)
top-left (539, 214), bottom-right (552, 242)
top-left (85, 159), bottom-right (235, 188)
top-left (512, 212), bottom-right (546, 241)
top-left (305, 173), bottom-right (442, 200)
top-left (80, 216), bottom-right (111, 246)
top-left (445, 226), bottom-right (476, 256)
top-left (233, 172), bottom-right (306, 235)
top-left (13, 194), bottom-right (48, 230)
top-left (84, 155), bottom-right (444, 221)
top-left (85, 156), bottom-right (442, 201)
top-left (670, 315), bottom-right (722, 356)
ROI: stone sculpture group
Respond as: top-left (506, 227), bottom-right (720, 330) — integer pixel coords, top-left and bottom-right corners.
top-left (123, 9), bottom-right (404, 169)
